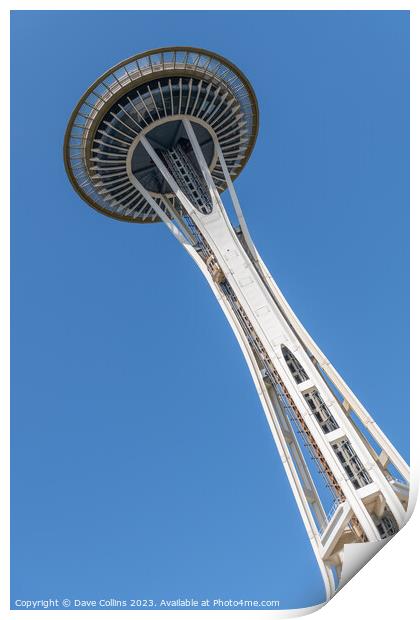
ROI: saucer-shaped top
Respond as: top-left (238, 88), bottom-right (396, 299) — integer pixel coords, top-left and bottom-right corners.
top-left (63, 47), bottom-right (259, 223)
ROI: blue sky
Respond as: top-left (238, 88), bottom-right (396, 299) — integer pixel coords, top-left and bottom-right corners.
top-left (11, 10), bottom-right (409, 611)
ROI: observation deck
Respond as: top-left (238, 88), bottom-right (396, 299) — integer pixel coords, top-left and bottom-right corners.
top-left (64, 47), bottom-right (259, 223)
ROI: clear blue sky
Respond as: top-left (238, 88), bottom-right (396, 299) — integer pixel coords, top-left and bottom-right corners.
top-left (11, 10), bottom-right (409, 611)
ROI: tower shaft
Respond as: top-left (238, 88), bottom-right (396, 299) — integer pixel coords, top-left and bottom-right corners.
top-left (130, 120), bottom-right (409, 599)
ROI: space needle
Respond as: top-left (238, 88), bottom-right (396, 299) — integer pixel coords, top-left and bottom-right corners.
top-left (64, 47), bottom-right (410, 598)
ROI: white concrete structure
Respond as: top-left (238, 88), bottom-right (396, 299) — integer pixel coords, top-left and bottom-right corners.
top-left (64, 48), bottom-right (410, 599)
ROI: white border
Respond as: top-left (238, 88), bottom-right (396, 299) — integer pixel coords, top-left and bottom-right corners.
top-left (2, 3), bottom-right (417, 619)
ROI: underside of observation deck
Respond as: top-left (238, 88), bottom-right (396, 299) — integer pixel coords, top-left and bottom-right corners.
top-left (64, 47), bottom-right (259, 223)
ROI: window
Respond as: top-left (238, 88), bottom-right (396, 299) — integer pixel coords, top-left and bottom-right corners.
top-left (281, 346), bottom-right (309, 384)
top-left (331, 439), bottom-right (372, 489)
top-left (373, 509), bottom-right (399, 539)
top-left (303, 388), bottom-right (339, 433)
